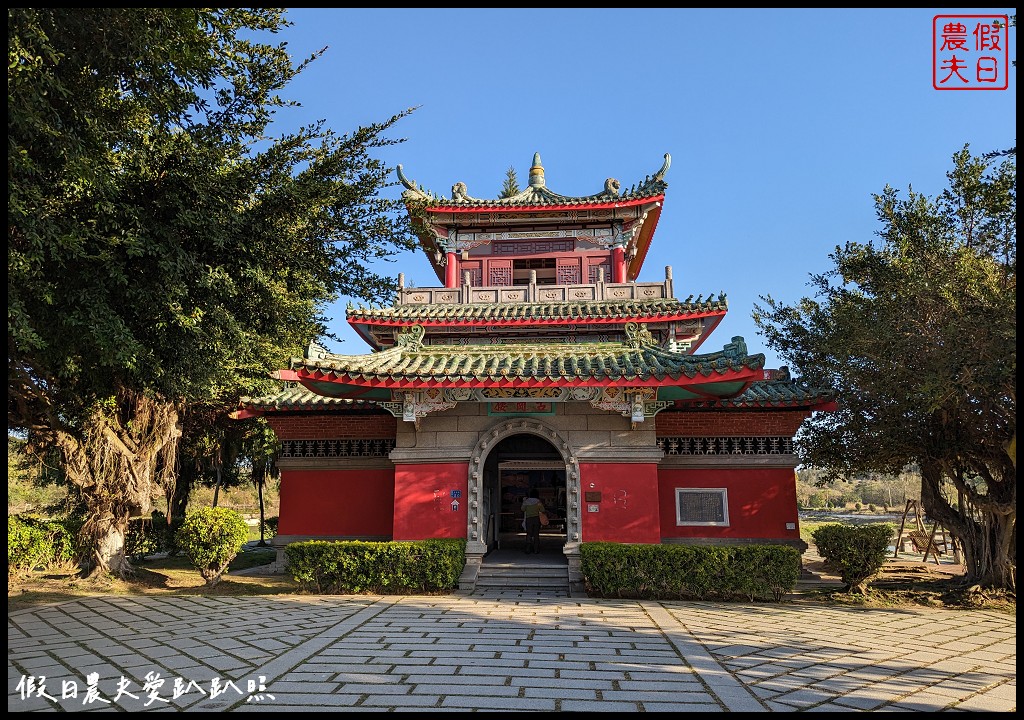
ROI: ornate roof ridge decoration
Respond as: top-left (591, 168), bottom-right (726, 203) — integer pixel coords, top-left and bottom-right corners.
top-left (397, 153), bottom-right (670, 208)
top-left (288, 325), bottom-right (424, 373)
top-left (394, 324), bottom-right (425, 351)
top-left (346, 295), bottom-right (728, 323)
top-left (624, 321), bottom-right (656, 348)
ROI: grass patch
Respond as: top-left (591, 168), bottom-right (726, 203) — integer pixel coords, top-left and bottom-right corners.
top-left (7, 547), bottom-right (298, 613)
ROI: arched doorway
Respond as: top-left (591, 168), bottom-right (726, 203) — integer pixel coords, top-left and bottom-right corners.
top-left (464, 419), bottom-right (581, 582)
top-left (484, 434), bottom-right (567, 555)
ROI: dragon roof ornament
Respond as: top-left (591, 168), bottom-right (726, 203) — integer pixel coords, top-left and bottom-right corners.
top-left (397, 153), bottom-right (671, 207)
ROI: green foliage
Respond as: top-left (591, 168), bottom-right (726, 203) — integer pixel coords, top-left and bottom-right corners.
top-left (754, 146), bottom-right (1016, 591)
top-left (579, 542), bottom-right (801, 602)
top-left (498, 165), bottom-right (520, 198)
top-left (8, 8), bottom-right (417, 572)
top-left (8, 515), bottom-right (75, 573)
top-left (262, 516), bottom-right (279, 537)
top-left (124, 517), bottom-right (164, 561)
top-left (7, 436), bottom-right (69, 514)
top-left (286, 539), bottom-right (466, 594)
top-left (811, 523), bottom-right (894, 594)
top-left (124, 511), bottom-right (183, 560)
top-left (175, 507), bottom-right (250, 585)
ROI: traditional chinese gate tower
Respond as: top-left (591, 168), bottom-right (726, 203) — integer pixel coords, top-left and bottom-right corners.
top-left (235, 153), bottom-right (835, 587)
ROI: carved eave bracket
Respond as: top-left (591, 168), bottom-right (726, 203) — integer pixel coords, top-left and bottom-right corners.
top-left (590, 388), bottom-right (672, 427)
top-left (398, 390), bottom-right (458, 429)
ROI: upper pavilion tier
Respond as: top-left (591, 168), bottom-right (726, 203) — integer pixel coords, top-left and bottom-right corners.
top-left (397, 153), bottom-right (670, 285)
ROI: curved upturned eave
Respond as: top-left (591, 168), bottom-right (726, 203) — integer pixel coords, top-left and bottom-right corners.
top-left (627, 203), bottom-right (663, 281)
top-left (287, 363), bottom-right (766, 391)
top-left (229, 387), bottom-right (384, 419)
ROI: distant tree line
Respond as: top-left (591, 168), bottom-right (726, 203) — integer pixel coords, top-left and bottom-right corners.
top-left (796, 467), bottom-right (921, 512)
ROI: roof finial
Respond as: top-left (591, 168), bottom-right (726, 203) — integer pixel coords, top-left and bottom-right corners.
top-left (528, 152), bottom-right (545, 188)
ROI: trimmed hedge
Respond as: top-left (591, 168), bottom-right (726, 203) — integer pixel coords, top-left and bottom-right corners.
top-left (175, 507), bottom-right (250, 585)
top-left (286, 539), bottom-right (466, 594)
top-left (8, 514), bottom-right (75, 572)
top-left (580, 542), bottom-right (801, 601)
top-left (811, 523), bottom-right (894, 593)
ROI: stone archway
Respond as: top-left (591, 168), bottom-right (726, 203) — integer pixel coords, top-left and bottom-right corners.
top-left (465, 418), bottom-right (581, 567)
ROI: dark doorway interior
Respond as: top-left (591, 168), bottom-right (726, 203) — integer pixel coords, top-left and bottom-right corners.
top-left (485, 434), bottom-right (566, 554)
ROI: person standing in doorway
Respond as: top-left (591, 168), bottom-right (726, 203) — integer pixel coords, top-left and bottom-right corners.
top-left (522, 490), bottom-right (546, 555)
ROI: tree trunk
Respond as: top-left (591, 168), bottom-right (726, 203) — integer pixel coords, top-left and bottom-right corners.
top-left (256, 468), bottom-right (267, 547)
top-left (91, 520), bottom-right (131, 576)
top-left (54, 390), bottom-right (180, 578)
top-left (920, 461), bottom-right (1016, 592)
top-left (212, 461), bottom-right (222, 508)
top-left (170, 462), bottom-right (194, 521)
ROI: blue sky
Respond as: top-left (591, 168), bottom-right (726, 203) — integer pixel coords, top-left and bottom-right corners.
top-left (272, 8), bottom-right (1016, 371)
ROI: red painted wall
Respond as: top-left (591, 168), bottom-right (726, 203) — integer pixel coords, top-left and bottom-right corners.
top-left (655, 410), bottom-right (810, 437)
top-left (578, 463), bottom-right (661, 544)
top-left (658, 468), bottom-right (800, 541)
top-left (278, 468), bottom-right (395, 537)
top-left (266, 414), bottom-right (397, 440)
top-left (392, 463), bottom-right (469, 541)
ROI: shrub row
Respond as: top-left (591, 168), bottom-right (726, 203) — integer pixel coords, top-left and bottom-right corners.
top-left (580, 542), bottom-right (802, 602)
top-left (286, 539), bottom-right (466, 594)
top-left (8, 515), bottom-right (75, 572)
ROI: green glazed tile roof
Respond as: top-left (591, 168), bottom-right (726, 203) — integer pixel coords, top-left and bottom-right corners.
top-left (398, 153), bottom-right (670, 208)
top-left (237, 386), bottom-right (381, 413)
top-left (291, 325), bottom-right (764, 387)
top-left (347, 296), bottom-right (727, 324)
top-left (685, 368), bottom-right (835, 409)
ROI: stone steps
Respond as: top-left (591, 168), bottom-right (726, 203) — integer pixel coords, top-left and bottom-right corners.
top-left (474, 559), bottom-right (570, 593)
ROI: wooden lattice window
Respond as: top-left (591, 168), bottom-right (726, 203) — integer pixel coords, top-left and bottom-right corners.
top-left (488, 260), bottom-right (512, 286)
top-left (588, 261), bottom-right (611, 283)
top-left (461, 261), bottom-right (482, 286)
top-left (493, 240), bottom-right (573, 255)
top-left (556, 258), bottom-right (581, 285)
